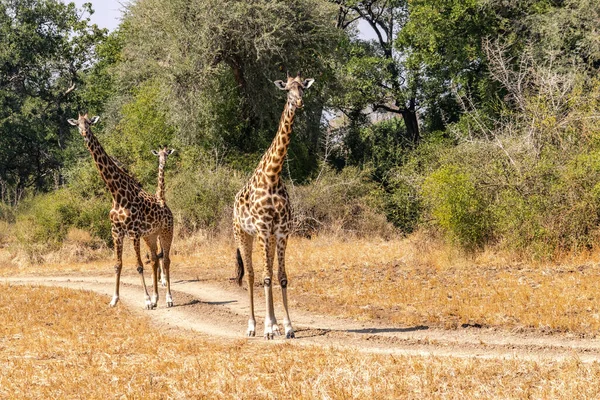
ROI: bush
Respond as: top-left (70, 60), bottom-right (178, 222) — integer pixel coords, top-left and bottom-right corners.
top-left (422, 165), bottom-right (492, 250)
top-left (15, 190), bottom-right (81, 255)
top-left (14, 188), bottom-right (112, 261)
top-left (491, 149), bottom-right (600, 258)
top-left (0, 202), bottom-right (15, 223)
top-left (168, 164), bottom-right (244, 235)
top-left (291, 166), bottom-right (393, 238)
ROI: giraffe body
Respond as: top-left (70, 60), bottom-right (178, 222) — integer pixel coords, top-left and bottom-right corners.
top-left (233, 74), bottom-right (314, 339)
top-left (68, 114), bottom-right (175, 309)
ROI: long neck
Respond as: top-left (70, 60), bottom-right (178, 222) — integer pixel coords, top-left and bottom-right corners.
top-left (156, 160), bottom-right (166, 205)
top-left (85, 131), bottom-right (135, 196)
top-left (256, 101), bottom-right (296, 184)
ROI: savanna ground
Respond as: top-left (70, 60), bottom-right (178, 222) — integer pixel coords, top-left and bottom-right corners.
top-left (3, 233), bottom-right (600, 398)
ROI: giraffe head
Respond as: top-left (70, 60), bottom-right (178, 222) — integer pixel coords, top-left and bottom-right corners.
top-left (273, 73), bottom-right (315, 110)
top-left (67, 113), bottom-right (100, 142)
top-left (151, 147), bottom-right (175, 165)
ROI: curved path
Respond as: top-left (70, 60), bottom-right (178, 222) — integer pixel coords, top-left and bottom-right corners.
top-left (5, 275), bottom-right (600, 362)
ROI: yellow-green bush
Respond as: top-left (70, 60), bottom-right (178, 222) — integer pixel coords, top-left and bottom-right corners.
top-left (422, 165), bottom-right (492, 250)
top-left (168, 164), bottom-right (245, 234)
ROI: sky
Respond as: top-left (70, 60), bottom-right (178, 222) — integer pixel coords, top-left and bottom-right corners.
top-left (71, 0), bottom-right (123, 31)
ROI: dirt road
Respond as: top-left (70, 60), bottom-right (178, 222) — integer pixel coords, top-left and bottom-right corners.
top-left (5, 275), bottom-right (600, 362)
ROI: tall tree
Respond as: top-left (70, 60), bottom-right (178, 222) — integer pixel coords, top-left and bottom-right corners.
top-left (0, 0), bottom-right (105, 203)
top-left (333, 0), bottom-right (420, 144)
top-left (113, 0), bottom-right (344, 180)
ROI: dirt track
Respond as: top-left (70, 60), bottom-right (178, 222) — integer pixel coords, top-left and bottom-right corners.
top-left (5, 274), bottom-right (600, 362)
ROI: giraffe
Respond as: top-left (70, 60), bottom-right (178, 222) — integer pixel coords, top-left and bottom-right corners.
top-left (67, 114), bottom-right (175, 309)
top-left (233, 73), bottom-right (314, 339)
top-left (150, 146), bottom-right (175, 287)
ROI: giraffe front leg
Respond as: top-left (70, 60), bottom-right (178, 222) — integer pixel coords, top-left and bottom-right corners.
top-left (277, 236), bottom-right (294, 339)
top-left (159, 230), bottom-right (174, 308)
top-left (260, 235), bottom-right (277, 340)
top-left (157, 237), bottom-right (167, 287)
top-left (110, 227), bottom-right (124, 307)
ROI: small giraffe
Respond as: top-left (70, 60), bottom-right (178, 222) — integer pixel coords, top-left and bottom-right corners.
top-left (233, 73), bottom-right (314, 339)
top-left (150, 146), bottom-right (175, 287)
top-left (68, 114), bottom-right (175, 309)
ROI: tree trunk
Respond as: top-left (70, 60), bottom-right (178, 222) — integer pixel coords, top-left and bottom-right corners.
top-left (401, 98), bottom-right (419, 146)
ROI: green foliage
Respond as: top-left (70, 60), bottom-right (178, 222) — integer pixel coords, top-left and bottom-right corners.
top-left (14, 189), bottom-right (112, 255)
top-left (0, 0), bottom-right (106, 201)
top-left (168, 163), bottom-right (245, 234)
top-left (105, 80), bottom-right (176, 187)
top-left (0, 203), bottom-right (15, 223)
top-left (422, 165), bottom-right (492, 250)
top-left (111, 0), bottom-right (344, 180)
top-left (384, 180), bottom-right (421, 234)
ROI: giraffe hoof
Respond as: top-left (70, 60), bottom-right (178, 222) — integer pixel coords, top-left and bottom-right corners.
top-left (167, 301), bottom-right (173, 307)
top-left (286, 331), bottom-right (295, 339)
top-left (247, 330), bottom-right (256, 337)
top-left (109, 296), bottom-right (119, 307)
top-left (264, 333), bottom-right (274, 340)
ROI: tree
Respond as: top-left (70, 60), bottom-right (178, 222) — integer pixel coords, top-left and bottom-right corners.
top-left (333, 0), bottom-right (421, 144)
top-left (110, 0), bottom-right (345, 180)
top-left (0, 0), bottom-right (106, 204)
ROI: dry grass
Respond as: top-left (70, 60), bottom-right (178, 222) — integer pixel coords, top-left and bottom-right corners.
top-left (5, 230), bottom-right (600, 336)
top-left (2, 284), bottom-right (600, 399)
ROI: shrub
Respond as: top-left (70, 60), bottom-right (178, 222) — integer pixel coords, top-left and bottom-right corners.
top-left (0, 202), bottom-right (15, 223)
top-left (15, 190), bottom-right (81, 256)
top-left (168, 164), bottom-right (244, 235)
top-left (422, 165), bottom-right (492, 250)
top-left (291, 166), bottom-right (394, 238)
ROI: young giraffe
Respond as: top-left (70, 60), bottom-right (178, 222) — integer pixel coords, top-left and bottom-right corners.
top-left (150, 146), bottom-right (175, 287)
top-left (68, 114), bottom-right (175, 309)
top-left (233, 74), bottom-right (315, 339)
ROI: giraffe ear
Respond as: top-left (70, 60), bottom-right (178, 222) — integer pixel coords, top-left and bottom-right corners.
top-left (273, 80), bottom-right (287, 90)
top-left (151, 150), bottom-right (159, 156)
top-left (302, 78), bottom-right (315, 89)
top-left (90, 116), bottom-right (100, 124)
top-left (67, 119), bottom-right (78, 126)
top-left (167, 149), bottom-right (175, 156)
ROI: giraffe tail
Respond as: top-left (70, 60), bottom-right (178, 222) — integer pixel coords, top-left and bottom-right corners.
top-left (236, 248), bottom-right (244, 286)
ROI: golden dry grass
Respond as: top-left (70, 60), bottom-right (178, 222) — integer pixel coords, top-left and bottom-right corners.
top-left (2, 284), bottom-right (600, 399)
top-left (4, 231), bottom-right (600, 336)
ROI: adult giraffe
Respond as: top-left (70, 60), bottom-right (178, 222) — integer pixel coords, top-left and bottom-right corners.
top-left (68, 114), bottom-right (175, 309)
top-left (150, 146), bottom-right (174, 287)
top-left (233, 73), bottom-right (314, 339)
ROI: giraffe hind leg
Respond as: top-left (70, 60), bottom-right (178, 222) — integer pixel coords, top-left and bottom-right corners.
top-left (144, 235), bottom-right (160, 308)
top-left (234, 223), bottom-right (255, 337)
top-left (134, 236), bottom-right (153, 309)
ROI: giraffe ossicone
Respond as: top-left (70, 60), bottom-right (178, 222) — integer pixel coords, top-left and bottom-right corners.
top-left (233, 74), bottom-right (315, 339)
top-left (68, 114), bottom-right (175, 309)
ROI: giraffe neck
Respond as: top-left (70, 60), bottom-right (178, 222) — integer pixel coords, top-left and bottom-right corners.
top-left (84, 131), bottom-right (137, 196)
top-left (256, 101), bottom-right (296, 184)
top-left (156, 161), bottom-right (166, 205)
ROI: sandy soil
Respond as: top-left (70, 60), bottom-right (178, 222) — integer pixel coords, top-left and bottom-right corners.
top-left (5, 274), bottom-right (600, 362)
